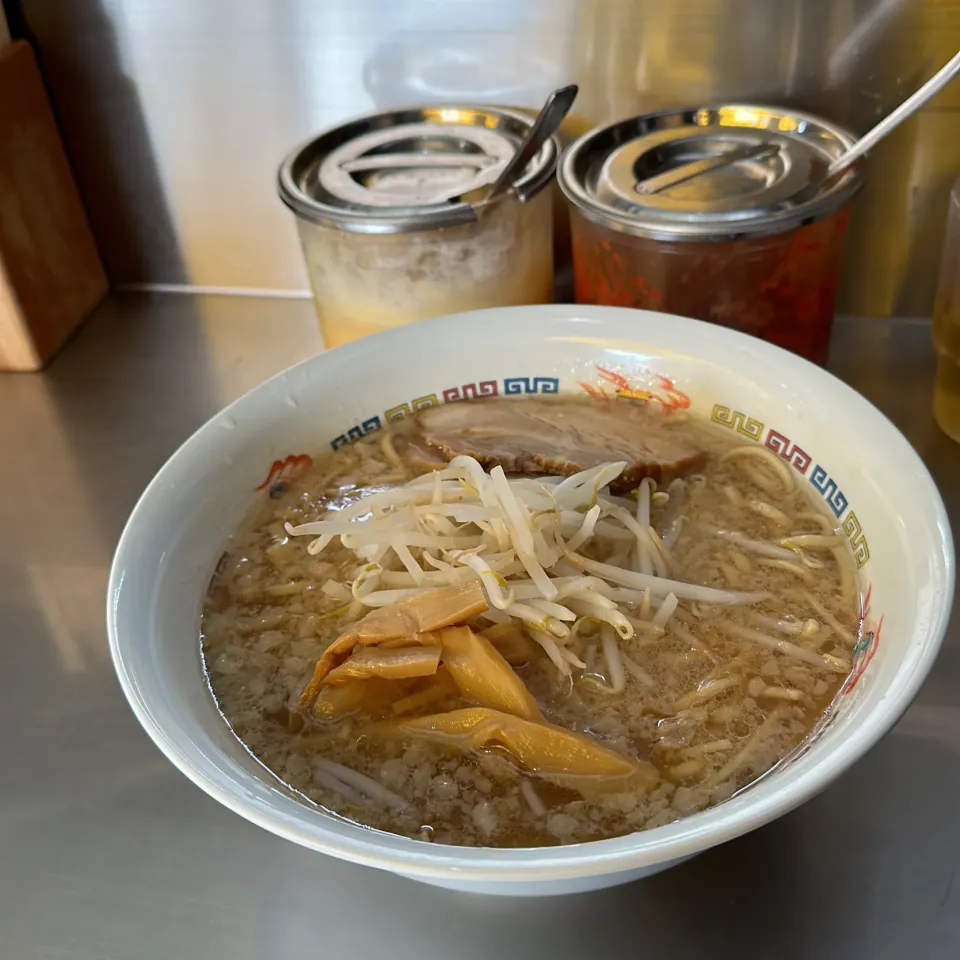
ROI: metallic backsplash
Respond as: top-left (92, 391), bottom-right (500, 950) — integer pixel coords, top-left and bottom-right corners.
top-left (14, 0), bottom-right (960, 316)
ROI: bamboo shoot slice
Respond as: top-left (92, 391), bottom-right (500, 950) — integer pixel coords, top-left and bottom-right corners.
top-left (368, 707), bottom-right (658, 796)
top-left (300, 583), bottom-right (487, 705)
top-left (439, 627), bottom-right (542, 721)
top-left (324, 645), bottom-right (441, 684)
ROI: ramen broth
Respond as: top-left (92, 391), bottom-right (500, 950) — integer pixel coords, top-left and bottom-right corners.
top-left (201, 398), bottom-right (859, 847)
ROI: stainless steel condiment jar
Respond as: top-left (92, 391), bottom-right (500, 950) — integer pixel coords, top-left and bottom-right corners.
top-left (557, 104), bottom-right (864, 364)
top-left (278, 106), bottom-right (558, 348)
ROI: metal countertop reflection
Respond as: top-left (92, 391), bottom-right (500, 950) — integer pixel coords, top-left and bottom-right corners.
top-left (0, 294), bottom-right (956, 959)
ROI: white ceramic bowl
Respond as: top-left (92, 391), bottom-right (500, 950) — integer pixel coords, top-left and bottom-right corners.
top-left (107, 305), bottom-right (954, 896)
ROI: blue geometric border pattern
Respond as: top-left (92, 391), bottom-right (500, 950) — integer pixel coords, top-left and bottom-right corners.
top-left (503, 376), bottom-right (559, 395)
top-left (809, 464), bottom-right (849, 518)
top-left (331, 415), bottom-right (381, 452)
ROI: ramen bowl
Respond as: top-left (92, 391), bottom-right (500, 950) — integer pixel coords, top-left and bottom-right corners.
top-left (107, 305), bottom-right (953, 896)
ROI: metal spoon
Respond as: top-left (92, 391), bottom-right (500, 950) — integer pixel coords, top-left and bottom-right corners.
top-left (827, 49), bottom-right (960, 178)
top-left (484, 84), bottom-right (579, 203)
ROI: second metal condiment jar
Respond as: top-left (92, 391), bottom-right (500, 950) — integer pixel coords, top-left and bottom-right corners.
top-left (278, 106), bottom-right (558, 348)
top-left (558, 104), bottom-right (864, 364)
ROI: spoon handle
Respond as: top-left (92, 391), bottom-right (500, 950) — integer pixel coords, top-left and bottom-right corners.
top-left (827, 49), bottom-right (960, 178)
top-left (486, 84), bottom-right (579, 203)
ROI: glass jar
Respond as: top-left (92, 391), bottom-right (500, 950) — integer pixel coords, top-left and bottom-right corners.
top-left (933, 179), bottom-right (960, 441)
top-left (297, 188), bottom-right (553, 348)
top-left (558, 104), bottom-right (864, 364)
top-left (570, 205), bottom-right (852, 364)
top-left (279, 106), bottom-right (558, 348)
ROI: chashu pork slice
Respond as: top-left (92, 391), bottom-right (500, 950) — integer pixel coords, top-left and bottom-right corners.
top-left (416, 397), bottom-right (705, 491)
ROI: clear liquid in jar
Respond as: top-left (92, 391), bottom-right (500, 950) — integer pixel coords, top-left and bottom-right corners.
top-left (932, 181), bottom-right (960, 443)
top-left (933, 309), bottom-right (960, 442)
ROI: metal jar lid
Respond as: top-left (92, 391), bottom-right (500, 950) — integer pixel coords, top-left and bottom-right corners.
top-left (278, 105), bottom-right (559, 234)
top-left (558, 104), bottom-right (864, 242)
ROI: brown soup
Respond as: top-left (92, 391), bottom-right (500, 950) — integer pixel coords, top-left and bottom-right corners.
top-left (201, 397), bottom-right (859, 847)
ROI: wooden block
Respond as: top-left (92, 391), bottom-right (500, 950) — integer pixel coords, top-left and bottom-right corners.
top-left (0, 41), bottom-right (108, 371)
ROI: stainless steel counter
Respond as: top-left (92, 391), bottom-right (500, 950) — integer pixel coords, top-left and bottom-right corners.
top-left (1, 294), bottom-right (957, 959)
